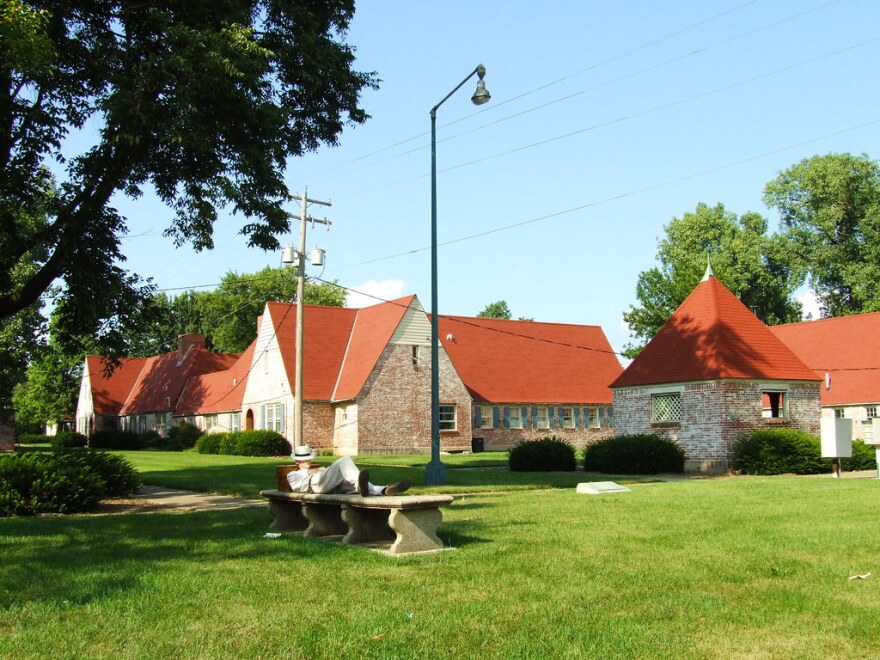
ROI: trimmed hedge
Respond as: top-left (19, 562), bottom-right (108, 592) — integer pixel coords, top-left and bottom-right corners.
top-left (195, 430), bottom-right (289, 457)
top-left (732, 429), bottom-right (826, 475)
top-left (169, 422), bottom-right (203, 449)
top-left (16, 433), bottom-right (47, 445)
top-left (49, 431), bottom-right (88, 449)
top-left (583, 434), bottom-right (685, 474)
top-left (841, 440), bottom-right (877, 472)
top-left (89, 429), bottom-right (142, 450)
top-left (508, 436), bottom-right (576, 471)
top-left (0, 450), bottom-right (141, 516)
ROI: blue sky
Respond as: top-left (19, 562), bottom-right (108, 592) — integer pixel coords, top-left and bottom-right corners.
top-left (111, 0), bottom-right (880, 357)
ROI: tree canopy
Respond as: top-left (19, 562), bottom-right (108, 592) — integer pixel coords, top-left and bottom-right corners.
top-left (1, 1), bottom-right (376, 354)
top-left (623, 203), bottom-right (802, 357)
top-left (764, 153), bottom-right (880, 317)
top-left (477, 300), bottom-right (512, 319)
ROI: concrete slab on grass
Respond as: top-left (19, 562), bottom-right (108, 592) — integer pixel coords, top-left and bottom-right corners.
top-left (577, 481), bottom-right (630, 495)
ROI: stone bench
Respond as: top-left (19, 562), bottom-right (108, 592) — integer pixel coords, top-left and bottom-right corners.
top-left (259, 489), bottom-right (454, 556)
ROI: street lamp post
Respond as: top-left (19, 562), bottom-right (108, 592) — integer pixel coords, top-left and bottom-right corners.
top-left (425, 64), bottom-right (490, 486)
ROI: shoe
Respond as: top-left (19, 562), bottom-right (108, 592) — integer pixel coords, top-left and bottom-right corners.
top-left (383, 477), bottom-right (412, 497)
top-left (357, 469), bottom-right (370, 496)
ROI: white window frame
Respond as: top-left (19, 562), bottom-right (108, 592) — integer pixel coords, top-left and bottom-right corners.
top-left (508, 407), bottom-right (523, 429)
top-left (534, 406), bottom-right (549, 429)
top-left (835, 408), bottom-right (846, 419)
top-left (562, 407), bottom-right (575, 429)
top-left (866, 406), bottom-right (877, 419)
top-left (264, 403), bottom-right (283, 433)
top-left (439, 404), bottom-right (457, 431)
top-left (204, 413), bottom-right (219, 429)
top-left (588, 408), bottom-right (600, 429)
top-left (480, 408), bottom-right (493, 429)
top-left (231, 413), bottom-right (241, 433)
top-left (652, 393), bottom-right (682, 423)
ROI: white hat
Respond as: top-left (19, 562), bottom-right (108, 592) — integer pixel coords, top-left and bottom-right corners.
top-left (291, 445), bottom-right (316, 461)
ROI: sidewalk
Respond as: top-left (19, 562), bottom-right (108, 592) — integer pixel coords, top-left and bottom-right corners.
top-left (135, 485), bottom-right (266, 512)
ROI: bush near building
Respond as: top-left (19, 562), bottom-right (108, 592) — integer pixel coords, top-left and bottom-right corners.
top-left (583, 434), bottom-right (685, 474)
top-left (508, 436), bottom-right (577, 471)
top-left (732, 429), bottom-right (826, 475)
top-left (196, 430), bottom-right (289, 457)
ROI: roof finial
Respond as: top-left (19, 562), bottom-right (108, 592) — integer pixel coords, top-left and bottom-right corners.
top-left (702, 253), bottom-right (714, 281)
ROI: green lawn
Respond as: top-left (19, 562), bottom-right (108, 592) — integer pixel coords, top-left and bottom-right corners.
top-left (2, 452), bottom-right (879, 658)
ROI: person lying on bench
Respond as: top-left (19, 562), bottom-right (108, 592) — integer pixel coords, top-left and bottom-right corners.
top-left (287, 445), bottom-right (412, 497)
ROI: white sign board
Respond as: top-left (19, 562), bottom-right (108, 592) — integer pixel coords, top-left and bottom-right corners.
top-left (821, 417), bottom-right (853, 458)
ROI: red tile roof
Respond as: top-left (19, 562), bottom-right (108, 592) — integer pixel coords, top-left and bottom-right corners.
top-left (438, 316), bottom-right (622, 404)
top-left (612, 276), bottom-right (818, 388)
top-left (176, 342), bottom-right (256, 414)
top-left (770, 312), bottom-right (880, 406)
top-left (85, 356), bottom-right (147, 416)
top-left (118, 346), bottom-right (238, 415)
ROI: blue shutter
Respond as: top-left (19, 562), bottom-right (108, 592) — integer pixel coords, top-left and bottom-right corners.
top-left (574, 408), bottom-right (581, 428)
top-left (598, 407), bottom-right (605, 427)
top-left (503, 406), bottom-right (510, 427)
top-left (557, 408), bottom-right (564, 428)
top-left (548, 407), bottom-right (554, 427)
top-left (475, 406), bottom-right (482, 428)
top-left (521, 407), bottom-right (528, 428)
top-left (607, 407), bottom-right (613, 427)
top-left (531, 407), bottom-right (538, 428)
top-left (492, 406), bottom-right (500, 428)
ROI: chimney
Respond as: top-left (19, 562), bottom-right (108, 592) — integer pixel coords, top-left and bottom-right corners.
top-left (177, 334), bottom-right (206, 363)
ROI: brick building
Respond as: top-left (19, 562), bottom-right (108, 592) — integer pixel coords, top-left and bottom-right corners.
top-left (438, 315), bottom-right (622, 450)
top-left (770, 312), bottom-right (880, 441)
top-left (611, 273), bottom-right (821, 473)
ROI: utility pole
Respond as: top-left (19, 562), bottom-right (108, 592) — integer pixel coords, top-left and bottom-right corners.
top-left (284, 187), bottom-right (331, 450)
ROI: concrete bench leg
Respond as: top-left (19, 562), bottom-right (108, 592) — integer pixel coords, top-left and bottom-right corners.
top-left (301, 503), bottom-right (347, 538)
top-left (267, 499), bottom-right (308, 532)
top-left (388, 508), bottom-right (445, 555)
top-left (340, 505), bottom-right (394, 545)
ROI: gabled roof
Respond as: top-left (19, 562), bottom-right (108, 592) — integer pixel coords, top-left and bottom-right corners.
top-left (770, 312), bottom-right (880, 405)
top-left (85, 356), bottom-right (147, 416)
top-left (612, 276), bottom-right (818, 388)
top-left (119, 345), bottom-right (238, 415)
top-left (266, 301), bottom-right (358, 401)
top-left (438, 316), bottom-right (622, 404)
top-left (176, 342), bottom-right (256, 415)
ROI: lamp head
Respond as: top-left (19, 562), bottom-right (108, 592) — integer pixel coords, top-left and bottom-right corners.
top-left (471, 64), bottom-right (490, 105)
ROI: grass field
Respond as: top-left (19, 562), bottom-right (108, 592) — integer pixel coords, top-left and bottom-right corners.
top-left (2, 451), bottom-right (878, 658)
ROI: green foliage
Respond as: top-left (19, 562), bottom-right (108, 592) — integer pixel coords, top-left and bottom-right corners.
top-left (15, 433), bottom-right (46, 445)
top-left (508, 436), bottom-right (576, 471)
top-left (623, 203), bottom-right (802, 356)
top-left (61, 450), bottom-right (142, 498)
top-left (732, 429), bottom-right (826, 475)
top-left (0, 1), bottom-right (377, 357)
top-left (49, 431), bottom-right (87, 449)
top-left (195, 430), bottom-right (288, 457)
top-left (169, 423), bottom-right (203, 450)
top-left (583, 434), bottom-right (685, 474)
top-left (765, 153), bottom-right (880, 317)
top-left (477, 300), bottom-right (512, 319)
top-left (89, 429), bottom-right (142, 450)
top-left (841, 440), bottom-right (878, 472)
top-left (0, 451), bottom-right (103, 515)
top-left (12, 333), bottom-right (84, 430)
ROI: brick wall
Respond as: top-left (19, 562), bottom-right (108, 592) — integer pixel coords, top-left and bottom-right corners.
top-left (613, 379), bottom-right (821, 472)
top-left (353, 343), bottom-right (471, 454)
top-left (472, 404), bottom-right (614, 450)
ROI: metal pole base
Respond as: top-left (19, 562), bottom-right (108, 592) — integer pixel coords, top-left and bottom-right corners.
top-left (424, 458), bottom-right (448, 486)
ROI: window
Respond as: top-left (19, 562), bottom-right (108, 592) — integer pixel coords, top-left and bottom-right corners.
top-left (508, 407), bottom-right (523, 429)
top-left (156, 412), bottom-right (169, 436)
top-left (411, 345), bottom-right (419, 365)
top-left (835, 408), bottom-right (846, 419)
top-left (231, 413), bottom-right (241, 433)
top-left (763, 391), bottom-right (786, 418)
top-left (264, 403), bottom-right (284, 433)
top-left (867, 406), bottom-right (877, 419)
top-left (336, 406), bottom-right (348, 425)
top-left (480, 407), bottom-right (493, 429)
top-left (204, 414), bottom-right (218, 429)
top-left (588, 408), bottom-right (600, 429)
top-left (652, 393), bottom-right (682, 423)
top-left (439, 404), bottom-right (456, 431)
top-left (138, 415), bottom-right (147, 432)
top-left (534, 406), bottom-right (549, 429)
top-left (562, 407), bottom-right (575, 429)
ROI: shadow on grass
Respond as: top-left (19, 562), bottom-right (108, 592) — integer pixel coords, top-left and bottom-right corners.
top-left (0, 507), bottom-right (333, 610)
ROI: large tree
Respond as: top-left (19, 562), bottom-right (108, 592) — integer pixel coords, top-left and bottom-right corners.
top-left (764, 153), bottom-right (880, 317)
top-left (623, 203), bottom-right (802, 356)
top-left (1, 1), bottom-right (376, 354)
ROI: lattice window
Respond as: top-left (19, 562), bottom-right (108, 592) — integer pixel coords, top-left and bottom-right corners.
top-left (439, 404), bottom-right (457, 431)
top-left (652, 393), bottom-right (682, 422)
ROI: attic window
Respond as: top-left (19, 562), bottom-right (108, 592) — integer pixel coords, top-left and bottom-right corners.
top-left (652, 393), bottom-right (682, 423)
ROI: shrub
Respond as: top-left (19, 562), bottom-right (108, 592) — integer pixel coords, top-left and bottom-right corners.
top-left (584, 434), bottom-right (685, 474)
top-left (841, 440), bottom-right (878, 472)
top-left (61, 450), bottom-right (142, 497)
top-left (196, 433), bottom-right (223, 454)
top-left (219, 432), bottom-right (241, 455)
top-left (732, 429), bottom-right (826, 475)
top-left (169, 422), bottom-right (203, 449)
top-left (49, 431), bottom-right (88, 449)
top-left (508, 436), bottom-right (576, 471)
top-left (234, 430), bottom-right (290, 457)
top-left (138, 430), bottom-right (163, 449)
top-left (16, 433), bottom-right (47, 445)
top-left (90, 429), bottom-right (142, 450)
top-left (0, 452), bottom-right (103, 515)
